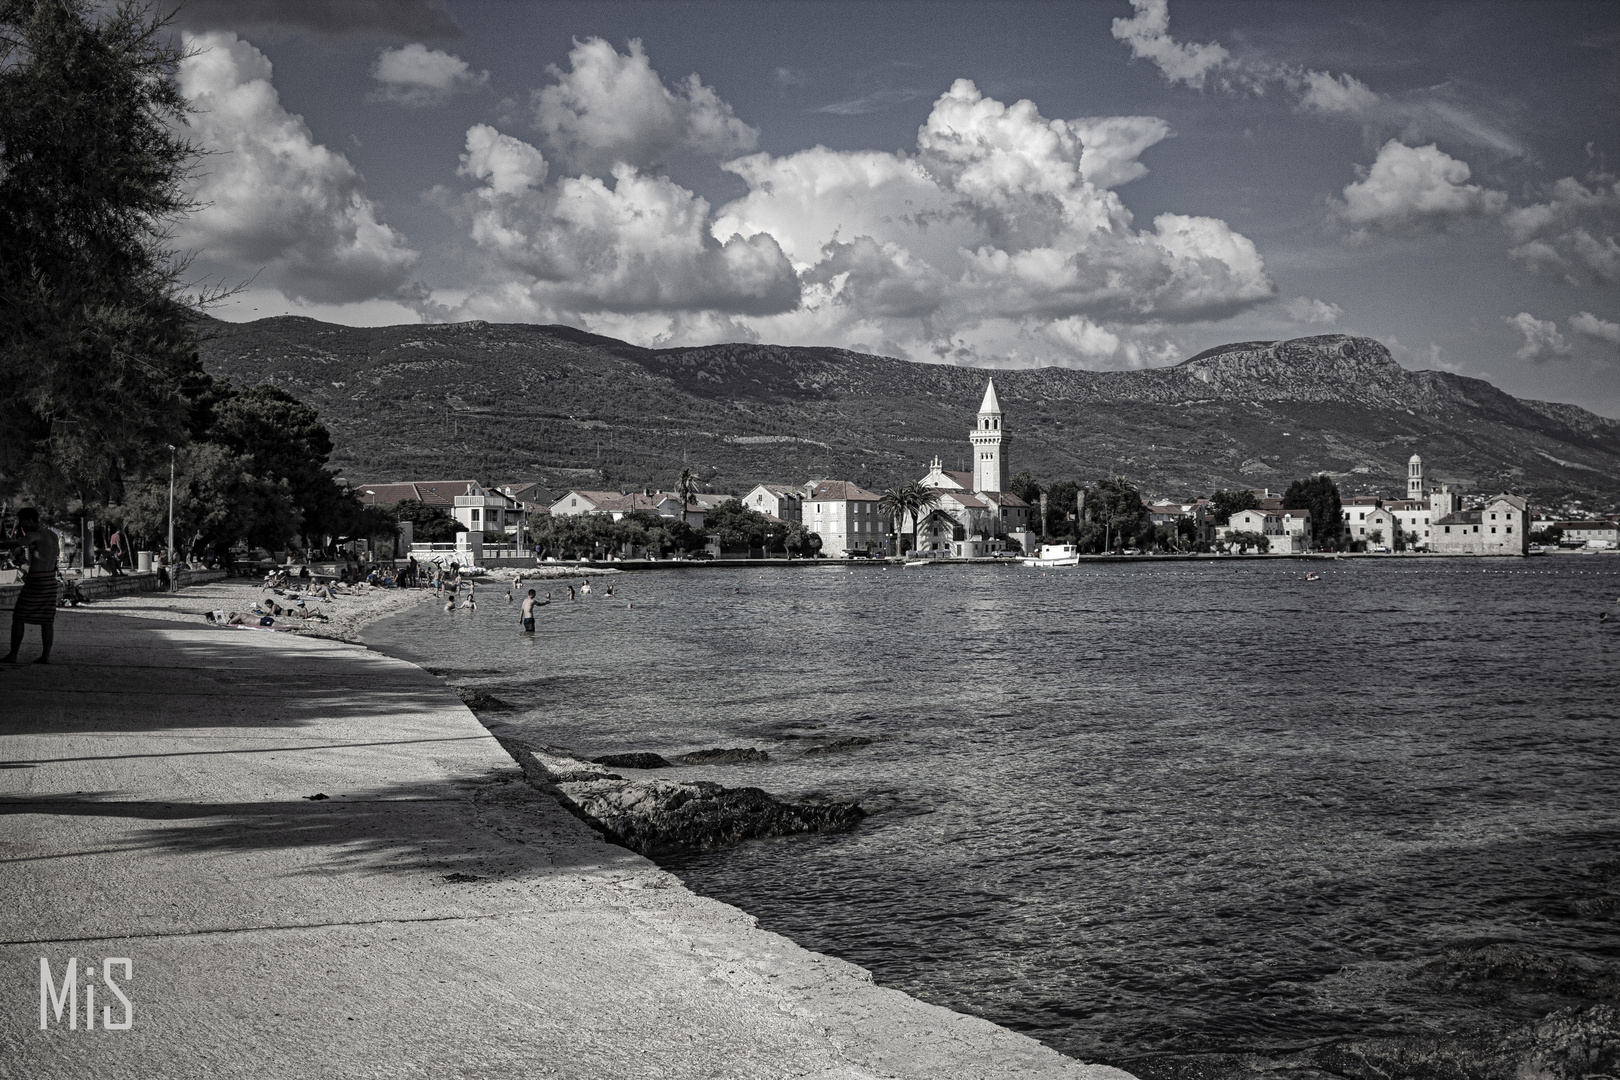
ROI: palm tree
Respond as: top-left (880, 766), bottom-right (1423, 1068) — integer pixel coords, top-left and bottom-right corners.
top-left (677, 468), bottom-right (698, 524)
top-left (880, 481), bottom-right (940, 557)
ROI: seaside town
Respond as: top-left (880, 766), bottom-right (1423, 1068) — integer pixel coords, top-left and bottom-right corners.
top-left (5, 4), bottom-right (1620, 1080)
top-left (5, 376), bottom-right (1617, 596)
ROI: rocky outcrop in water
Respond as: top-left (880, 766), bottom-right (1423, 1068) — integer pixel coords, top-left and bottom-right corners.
top-left (803, 736), bottom-right (875, 755)
top-left (676, 747), bottom-right (770, 765)
top-left (503, 741), bottom-right (864, 857)
top-left (592, 752), bottom-right (674, 769)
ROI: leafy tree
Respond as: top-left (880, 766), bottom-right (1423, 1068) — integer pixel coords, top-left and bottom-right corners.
top-left (1283, 475), bottom-right (1343, 550)
top-left (1529, 525), bottom-right (1563, 546)
top-left (1, 0), bottom-right (204, 508)
top-left (1008, 470), bottom-right (1042, 519)
top-left (111, 442), bottom-right (296, 562)
top-left (705, 498), bottom-right (768, 552)
top-left (1045, 480), bottom-right (1080, 538)
top-left (1220, 530), bottom-right (1270, 554)
top-left (1083, 477), bottom-right (1147, 552)
top-left (1209, 489), bottom-right (1261, 527)
top-left (397, 499), bottom-right (464, 542)
top-left (677, 468), bottom-right (698, 521)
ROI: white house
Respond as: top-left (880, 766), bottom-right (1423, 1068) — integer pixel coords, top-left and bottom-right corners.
top-left (1553, 519), bottom-right (1619, 548)
top-left (1217, 507), bottom-right (1312, 553)
top-left (744, 484), bottom-right (804, 525)
top-left (549, 490), bottom-right (684, 521)
top-left (803, 480), bottom-right (886, 557)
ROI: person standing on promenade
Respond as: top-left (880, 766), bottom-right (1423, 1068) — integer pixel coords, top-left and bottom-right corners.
top-left (2, 508), bottom-right (60, 664)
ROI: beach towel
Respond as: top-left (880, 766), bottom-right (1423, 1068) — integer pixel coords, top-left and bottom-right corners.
top-left (14, 572), bottom-right (59, 625)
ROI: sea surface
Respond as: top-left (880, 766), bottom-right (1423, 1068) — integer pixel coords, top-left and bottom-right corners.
top-left (365, 557), bottom-right (1620, 1074)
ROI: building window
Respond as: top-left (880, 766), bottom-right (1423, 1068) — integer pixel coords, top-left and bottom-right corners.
top-left (471, 509), bottom-right (480, 522)
top-left (1506, 526), bottom-right (1512, 533)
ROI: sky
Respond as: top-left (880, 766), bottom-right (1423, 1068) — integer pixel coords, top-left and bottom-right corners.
top-left (166, 1), bottom-right (1620, 416)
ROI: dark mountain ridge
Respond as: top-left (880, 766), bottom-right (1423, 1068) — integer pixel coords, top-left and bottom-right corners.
top-left (195, 318), bottom-right (1620, 509)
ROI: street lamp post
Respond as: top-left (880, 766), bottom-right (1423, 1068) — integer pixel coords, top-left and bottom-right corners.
top-left (166, 443), bottom-right (176, 570)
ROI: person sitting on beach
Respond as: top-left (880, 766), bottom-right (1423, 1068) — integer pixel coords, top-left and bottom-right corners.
top-left (2, 508), bottom-right (60, 663)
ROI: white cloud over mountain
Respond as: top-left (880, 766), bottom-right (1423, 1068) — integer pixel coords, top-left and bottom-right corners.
top-left (1334, 140), bottom-right (1507, 239)
top-left (370, 44), bottom-right (488, 107)
top-left (531, 38), bottom-right (758, 175)
top-left (178, 32), bottom-right (419, 303)
top-left (1571, 311), bottom-right (1620, 347)
top-left (437, 71), bottom-right (1273, 367)
top-left (1502, 175), bottom-right (1620, 286)
top-left (1507, 312), bottom-right (1570, 363)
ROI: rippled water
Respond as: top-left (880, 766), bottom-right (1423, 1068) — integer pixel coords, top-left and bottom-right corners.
top-left (366, 558), bottom-right (1620, 1071)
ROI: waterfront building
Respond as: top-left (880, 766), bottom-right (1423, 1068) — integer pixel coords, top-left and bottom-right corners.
top-left (355, 480), bottom-right (527, 556)
top-left (744, 484), bottom-right (804, 525)
top-left (1549, 519), bottom-right (1618, 549)
top-left (1431, 494), bottom-right (1530, 555)
top-left (802, 481), bottom-right (885, 557)
top-left (1216, 507), bottom-right (1312, 553)
top-left (549, 490), bottom-right (685, 521)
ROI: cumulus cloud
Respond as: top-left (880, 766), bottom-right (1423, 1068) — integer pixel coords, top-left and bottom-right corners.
top-left (442, 124), bottom-right (798, 319)
top-left (1111, 0), bottom-right (1228, 89)
top-left (1284, 296), bottom-right (1344, 325)
top-left (1111, 0), bottom-right (1526, 157)
top-left (707, 79), bottom-right (1271, 364)
top-left (370, 44), bottom-right (487, 107)
top-left (1507, 312), bottom-right (1571, 363)
top-left (1334, 140), bottom-right (1507, 238)
top-left (531, 38), bottom-right (757, 174)
top-left (177, 32), bottom-right (419, 304)
top-left (435, 69), bottom-right (1270, 368)
top-left (1501, 175), bottom-right (1620, 286)
top-left (1570, 311), bottom-right (1620, 346)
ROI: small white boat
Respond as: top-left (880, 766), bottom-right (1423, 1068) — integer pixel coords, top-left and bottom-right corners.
top-left (1022, 543), bottom-right (1080, 567)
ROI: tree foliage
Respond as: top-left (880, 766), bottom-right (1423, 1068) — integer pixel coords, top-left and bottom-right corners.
top-left (1283, 474), bottom-right (1343, 550)
top-left (879, 481), bottom-right (940, 555)
top-left (1081, 477), bottom-right (1149, 552)
top-left (1220, 530), bottom-right (1270, 554)
top-left (1209, 489), bottom-right (1261, 526)
top-left (394, 499), bottom-right (463, 542)
top-left (0, 0), bottom-right (203, 507)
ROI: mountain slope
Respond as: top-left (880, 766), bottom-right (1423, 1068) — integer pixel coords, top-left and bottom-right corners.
top-left (195, 318), bottom-right (1620, 508)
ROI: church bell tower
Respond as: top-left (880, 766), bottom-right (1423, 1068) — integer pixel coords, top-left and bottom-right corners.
top-left (970, 379), bottom-right (1007, 493)
top-left (1407, 454), bottom-right (1423, 501)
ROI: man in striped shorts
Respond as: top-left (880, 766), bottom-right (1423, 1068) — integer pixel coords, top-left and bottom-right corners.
top-left (3, 507), bottom-right (59, 664)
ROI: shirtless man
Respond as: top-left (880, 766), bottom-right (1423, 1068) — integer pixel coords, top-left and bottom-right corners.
top-left (520, 588), bottom-right (546, 632)
top-left (2, 508), bottom-right (61, 664)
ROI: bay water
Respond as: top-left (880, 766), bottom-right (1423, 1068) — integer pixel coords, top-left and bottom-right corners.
top-left (365, 557), bottom-right (1620, 1071)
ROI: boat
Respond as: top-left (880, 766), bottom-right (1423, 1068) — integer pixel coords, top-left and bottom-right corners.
top-left (1022, 543), bottom-right (1080, 568)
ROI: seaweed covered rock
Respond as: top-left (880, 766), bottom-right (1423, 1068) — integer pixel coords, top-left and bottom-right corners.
top-left (675, 747), bottom-right (770, 765)
top-left (504, 743), bottom-right (863, 857)
top-left (593, 752), bottom-right (675, 770)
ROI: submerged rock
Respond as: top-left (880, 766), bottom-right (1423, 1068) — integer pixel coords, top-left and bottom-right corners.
top-left (592, 752), bottom-right (675, 770)
top-left (454, 687), bottom-right (515, 711)
top-left (802, 736), bottom-right (874, 755)
top-left (675, 747), bottom-right (770, 765)
top-left (503, 742), bottom-right (863, 857)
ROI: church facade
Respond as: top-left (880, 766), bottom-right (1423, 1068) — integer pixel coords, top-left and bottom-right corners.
top-left (908, 380), bottom-right (1034, 556)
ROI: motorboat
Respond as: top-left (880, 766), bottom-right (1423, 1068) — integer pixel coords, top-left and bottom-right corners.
top-left (1022, 543), bottom-right (1080, 567)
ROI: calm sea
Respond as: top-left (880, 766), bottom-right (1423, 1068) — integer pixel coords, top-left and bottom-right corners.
top-left (365, 557), bottom-right (1620, 1072)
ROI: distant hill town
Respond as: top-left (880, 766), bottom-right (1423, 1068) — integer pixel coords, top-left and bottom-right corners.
top-left (196, 317), bottom-right (1620, 512)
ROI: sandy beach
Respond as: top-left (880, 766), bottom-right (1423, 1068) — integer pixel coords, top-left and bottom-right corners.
top-left (83, 578), bottom-right (434, 641)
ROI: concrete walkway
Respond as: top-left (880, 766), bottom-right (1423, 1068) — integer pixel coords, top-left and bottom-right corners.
top-left (1, 610), bottom-right (1132, 1079)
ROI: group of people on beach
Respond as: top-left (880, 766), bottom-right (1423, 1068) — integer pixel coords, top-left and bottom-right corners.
top-left (434, 571), bottom-right (619, 633)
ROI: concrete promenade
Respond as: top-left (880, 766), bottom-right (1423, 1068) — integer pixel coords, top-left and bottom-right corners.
top-left (0, 609), bottom-right (1131, 1079)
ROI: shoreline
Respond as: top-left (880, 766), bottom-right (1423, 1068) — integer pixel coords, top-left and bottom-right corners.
top-left (13, 578), bottom-right (1131, 1076)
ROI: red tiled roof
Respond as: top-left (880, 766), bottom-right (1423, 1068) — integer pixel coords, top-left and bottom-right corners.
top-left (806, 480), bottom-right (880, 502)
top-left (355, 480), bottom-right (480, 506)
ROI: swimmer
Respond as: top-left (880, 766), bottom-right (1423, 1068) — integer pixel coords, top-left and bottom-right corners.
top-left (505, 590), bottom-right (513, 604)
top-left (605, 584), bottom-right (614, 598)
top-left (567, 585), bottom-right (575, 601)
top-left (580, 580), bottom-right (592, 597)
top-left (444, 597), bottom-right (455, 612)
top-left (520, 589), bottom-right (543, 632)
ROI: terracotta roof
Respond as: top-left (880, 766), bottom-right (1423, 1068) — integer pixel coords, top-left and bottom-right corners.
top-left (356, 480), bottom-right (480, 506)
top-left (806, 480), bottom-right (880, 502)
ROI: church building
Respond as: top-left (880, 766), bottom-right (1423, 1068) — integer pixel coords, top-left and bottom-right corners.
top-left (909, 380), bottom-right (1033, 556)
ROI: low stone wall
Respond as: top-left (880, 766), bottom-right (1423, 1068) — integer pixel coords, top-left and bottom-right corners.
top-left (0, 568), bottom-right (227, 613)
